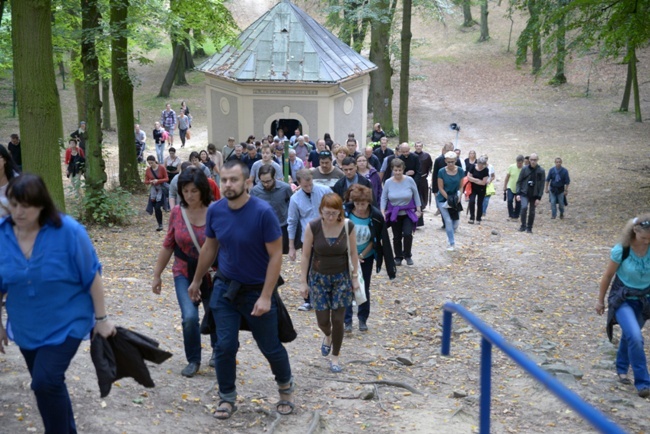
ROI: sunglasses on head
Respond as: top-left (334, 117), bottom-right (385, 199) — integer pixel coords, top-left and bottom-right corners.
top-left (319, 151), bottom-right (332, 157)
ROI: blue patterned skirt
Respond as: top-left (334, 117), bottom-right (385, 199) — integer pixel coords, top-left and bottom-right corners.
top-left (309, 270), bottom-right (354, 311)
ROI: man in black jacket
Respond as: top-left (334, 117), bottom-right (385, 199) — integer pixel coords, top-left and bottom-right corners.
top-left (515, 153), bottom-right (546, 233)
top-left (333, 157), bottom-right (375, 204)
top-left (414, 142), bottom-right (433, 210)
top-left (381, 143), bottom-right (421, 185)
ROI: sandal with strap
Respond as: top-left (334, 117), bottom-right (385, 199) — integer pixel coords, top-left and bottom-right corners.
top-left (277, 379), bottom-right (295, 415)
top-left (617, 373), bottom-right (632, 385)
top-left (214, 400), bottom-right (237, 420)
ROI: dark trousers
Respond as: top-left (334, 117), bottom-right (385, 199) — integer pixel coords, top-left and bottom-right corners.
top-left (20, 336), bottom-right (82, 434)
top-left (345, 256), bottom-right (374, 325)
top-left (179, 128), bottom-right (188, 147)
top-left (507, 188), bottom-right (521, 218)
top-left (520, 196), bottom-right (537, 229)
top-left (391, 215), bottom-right (414, 259)
top-left (417, 178), bottom-right (429, 210)
top-left (468, 192), bottom-right (485, 221)
top-left (153, 200), bottom-right (163, 225)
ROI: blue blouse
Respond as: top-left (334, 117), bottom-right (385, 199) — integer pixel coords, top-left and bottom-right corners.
top-left (611, 243), bottom-right (650, 289)
top-left (0, 214), bottom-right (101, 350)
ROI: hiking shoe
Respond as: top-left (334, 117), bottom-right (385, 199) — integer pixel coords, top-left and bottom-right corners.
top-left (395, 258), bottom-right (403, 266)
top-left (560, 213), bottom-right (564, 219)
top-left (359, 321), bottom-right (368, 332)
top-left (181, 362), bottom-right (200, 378)
top-left (344, 323), bottom-right (353, 334)
top-left (526, 228), bottom-right (533, 234)
top-left (468, 219), bottom-right (474, 224)
top-left (406, 258), bottom-right (414, 266)
top-left (298, 302), bottom-right (312, 311)
top-left (639, 388), bottom-right (650, 398)
top-left (156, 224), bottom-right (164, 231)
top-left (519, 226), bottom-right (526, 232)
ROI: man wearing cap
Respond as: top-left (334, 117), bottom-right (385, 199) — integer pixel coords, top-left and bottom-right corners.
top-left (310, 150), bottom-right (344, 188)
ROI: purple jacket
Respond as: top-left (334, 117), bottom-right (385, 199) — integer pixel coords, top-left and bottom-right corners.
top-left (385, 198), bottom-right (418, 226)
top-left (363, 168), bottom-right (383, 205)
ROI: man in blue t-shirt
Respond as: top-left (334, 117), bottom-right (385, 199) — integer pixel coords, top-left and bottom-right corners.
top-left (188, 160), bottom-right (294, 419)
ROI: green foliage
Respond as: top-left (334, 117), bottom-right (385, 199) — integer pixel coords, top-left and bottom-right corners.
top-left (67, 181), bottom-right (137, 227)
top-left (0, 2), bottom-right (12, 72)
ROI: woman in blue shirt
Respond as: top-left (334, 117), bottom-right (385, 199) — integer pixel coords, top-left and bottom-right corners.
top-left (596, 214), bottom-right (650, 397)
top-left (436, 151), bottom-right (465, 251)
top-left (0, 174), bottom-right (116, 433)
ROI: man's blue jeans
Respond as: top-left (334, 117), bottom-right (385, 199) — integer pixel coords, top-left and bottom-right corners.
top-left (20, 336), bottom-right (82, 434)
top-left (174, 275), bottom-right (216, 364)
top-left (615, 300), bottom-right (650, 391)
top-left (437, 200), bottom-right (459, 246)
top-left (549, 191), bottom-right (565, 218)
top-left (507, 189), bottom-right (521, 218)
top-left (345, 256), bottom-right (374, 325)
top-left (210, 278), bottom-right (292, 403)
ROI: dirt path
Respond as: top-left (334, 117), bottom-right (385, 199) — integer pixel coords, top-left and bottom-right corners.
top-left (2, 3), bottom-right (650, 433)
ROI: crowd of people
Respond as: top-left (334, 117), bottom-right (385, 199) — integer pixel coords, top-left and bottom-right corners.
top-left (5, 107), bottom-right (650, 430)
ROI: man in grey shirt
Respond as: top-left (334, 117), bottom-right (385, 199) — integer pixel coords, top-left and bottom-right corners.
top-left (250, 165), bottom-right (293, 254)
top-left (310, 150), bottom-right (344, 188)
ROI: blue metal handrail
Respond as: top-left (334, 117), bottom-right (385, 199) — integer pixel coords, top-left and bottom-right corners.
top-left (441, 302), bottom-right (627, 434)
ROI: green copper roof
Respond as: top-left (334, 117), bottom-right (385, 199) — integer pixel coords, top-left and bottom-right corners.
top-left (196, 0), bottom-right (376, 83)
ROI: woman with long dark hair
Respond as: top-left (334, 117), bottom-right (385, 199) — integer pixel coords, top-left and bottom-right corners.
top-left (152, 167), bottom-right (216, 377)
top-left (0, 174), bottom-right (116, 433)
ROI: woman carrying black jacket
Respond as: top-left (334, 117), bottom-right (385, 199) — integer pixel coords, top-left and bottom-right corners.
top-left (343, 185), bottom-right (396, 333)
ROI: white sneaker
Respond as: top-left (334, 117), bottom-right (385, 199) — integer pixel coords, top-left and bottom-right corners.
top-left (446, 245), bottom-right (455, 251)
top-left (298, 302), bottom-right (313, 311)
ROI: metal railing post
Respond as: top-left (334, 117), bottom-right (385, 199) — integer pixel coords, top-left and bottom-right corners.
top-left (480, 337), bottom-right (492, 434)
top-left (441, 309), bottom-right (452, 356)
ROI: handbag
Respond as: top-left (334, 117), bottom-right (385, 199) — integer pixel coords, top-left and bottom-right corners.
top-left (186, 129), bottom-right (191, 140)
top-left (344, 219), bottom-right (367, 305)
top-left (485, 181), bottom-right (496, 197)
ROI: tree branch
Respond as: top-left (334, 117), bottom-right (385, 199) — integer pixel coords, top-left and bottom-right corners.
top-left (308, 376), bottom-right (424, 395)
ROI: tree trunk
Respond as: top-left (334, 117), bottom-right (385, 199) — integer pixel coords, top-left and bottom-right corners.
top-left (478, 0), bottom-right (489, 42)
top-left (81, 0), bottom-right (107, 199)
top-left (529, 0), bottom-right (542, 74)
top-left (101, 77), bottom-right (111, 130)
top-left (629, 45), bottom-right (642, 122)
top-left (58, 60), bottom-right (66, 89)
top-left (183, 31), bottom-right (195, 69)
top-left (353, 18), bottom-right (370, 53)
top-left (551, 1), bottom-right (567, 85)
top-left (71, 49), bottom-right (87, 126)
top-left (111, 0), bottom-right (141, 190)
top-left (0, 0), bottom-right (5, 24)
top-left (174, 42), bottom-right (188, 86)
top-left (158, 43), bottom-right (184, 97)
top-left (398, 0), bottom-right (412, 143)
top-left (193, 29), bottom-right (206, 58)
top-left (620, 53), bottom-right (632, 112)
top-left (462, 0), bottom-right (474, 27)
top-left (368, 0), bottom-right (394, 134)
top-left (11, 0), bottom-right (65, 209)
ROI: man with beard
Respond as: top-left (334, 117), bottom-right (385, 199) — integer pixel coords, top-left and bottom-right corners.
top-left (251, 165), bottom-right (293, 253)
top-left (414, 142), bottom-right (433, 210)
top-left (332, 156), bottom-right (374, 204)
top-left (188, 160), bottom-right (294, 419)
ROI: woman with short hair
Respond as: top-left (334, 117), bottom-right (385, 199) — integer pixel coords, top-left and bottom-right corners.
top-left (356, 154), bottom-right (382, 202)
top-left (145, 155), bottom-right (169, 231)
top-left (466, 157), bottom-right (489, 224)
top-left (597, 214), bottom-right (650, 397)
top-left (437, 151), bottom-right (465, 251)
top-left (381, 158), bottom-right (421, 265)
top-left (300, 193), bottom-right (360, 373)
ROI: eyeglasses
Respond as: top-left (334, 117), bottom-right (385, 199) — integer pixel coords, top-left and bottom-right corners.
top-left (319, 151), bottom-right (332, 157)
top-left (321, 211), bottom-right (339, 218)
top-left (637, 220), bottom-right (650, 228)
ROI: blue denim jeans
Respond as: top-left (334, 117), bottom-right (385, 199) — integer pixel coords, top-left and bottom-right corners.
top-left (20, 336), bottom-right (82, 434)
top-left (437, 200), bottom-right (459, 246)
top-left (615, 300), bottom-right (650, 390)
top-left (549, 191), bottom-right (565, 218)
top-left (210, 278), bottom-right (292, 402)
top-left (482, 194), bottom-right (491, 216)
top-left (155, 142), bottom-right (165, 165)
top-left (345, 256), bottom-right (374, 325)
top-left (174, 275), bottom-right (216, 364)
top-left (507, 188), bottom-right (521, 218)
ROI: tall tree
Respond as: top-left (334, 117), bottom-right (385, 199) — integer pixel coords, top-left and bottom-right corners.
top-left (11, 0), bottom-right (65, 209)
top-left (398, 0), bottom-right (412, 142)
top-left (368, 0), bottom-right (395, 134)
top-left (101, 77), bottom-right (111, 129)
top-left (81, 0), bottom-right (107, 199)
top-left (110, 0), bottom-right (140, 189)
top-left (549, 0), bottom-right (567, 84)
top-left (462, 0), bottom-right (475, 27)
top-left (478, 0), bottom-right (489, 41)
top-left (515, 0), bottom-right (542, 73)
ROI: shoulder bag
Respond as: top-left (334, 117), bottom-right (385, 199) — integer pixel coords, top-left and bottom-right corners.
top-left (344, 219), bottom-right (367, 305)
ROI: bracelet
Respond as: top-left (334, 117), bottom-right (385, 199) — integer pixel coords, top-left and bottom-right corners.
top-left (352, 273), bottom-right (359, 277)
top-left (95, 315), bottom-right (108, 322)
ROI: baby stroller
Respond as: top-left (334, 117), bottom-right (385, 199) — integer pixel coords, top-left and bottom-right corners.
top-left (136, 140), bottom-right (145, 163)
